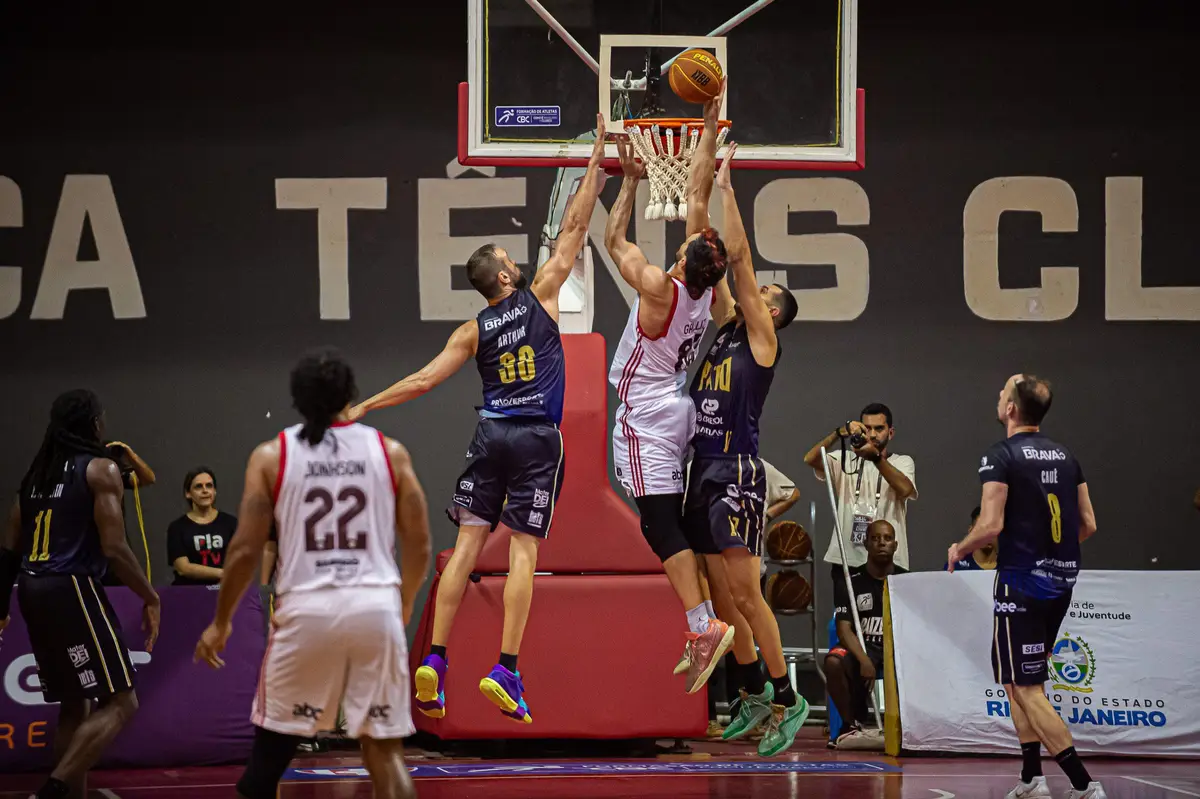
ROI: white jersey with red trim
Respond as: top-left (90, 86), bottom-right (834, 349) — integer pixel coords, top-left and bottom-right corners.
top-left (272, 421), bottom-right (400, 596)
top-left (608, 277), bottom-right (713, 407)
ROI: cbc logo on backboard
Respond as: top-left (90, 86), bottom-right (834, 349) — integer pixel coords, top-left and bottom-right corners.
top-left (3, 651), bottom-right (151, 706)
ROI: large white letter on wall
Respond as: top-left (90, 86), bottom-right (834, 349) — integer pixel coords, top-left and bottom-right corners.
top-left (30, 175), bottom-right (145, 319)
top-left (0, 177), bottom-right (20, 319)
top-left (753, 178), bottom-right (870, 321)
top-left (417, 176), bottom-right (526, 321)
top-left (275, 178), bottom-right (387, 320)
top-left (964, 177), bottom-right (1078, 321)
top-left (1105, 177), bottom-right (1200, 321)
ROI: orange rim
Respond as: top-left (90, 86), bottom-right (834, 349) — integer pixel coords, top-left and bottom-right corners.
top-left (624, 118), bottom-right (732, 130)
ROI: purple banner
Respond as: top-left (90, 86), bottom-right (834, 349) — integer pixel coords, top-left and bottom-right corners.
top-left (0, 585), bottom-right (265, 772)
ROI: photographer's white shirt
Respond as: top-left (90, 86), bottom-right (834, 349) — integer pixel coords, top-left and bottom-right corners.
top-left (817, 450), bottom-right (917, 570)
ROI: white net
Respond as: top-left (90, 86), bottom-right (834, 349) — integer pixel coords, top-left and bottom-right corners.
top-left (624, 120), bottom-right (730, 221)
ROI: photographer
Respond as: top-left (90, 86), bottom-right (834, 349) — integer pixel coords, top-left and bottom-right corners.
top-left (803, 403), bottom-right (917, 589)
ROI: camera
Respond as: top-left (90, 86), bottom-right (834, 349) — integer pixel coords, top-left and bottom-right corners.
top-left (849, 431), bottom-right (868, 449)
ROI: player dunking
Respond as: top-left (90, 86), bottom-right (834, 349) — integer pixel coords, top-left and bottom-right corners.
top-left (681, 144), bottom-right (806, 756)
top-left (0, 390), bottom-right (160, 799)
top-left (605, 89), bottom-right (733, 694)
top-left (948, 375), bottom-right (1105, 799)
top-left (349, 119), bottom-right (608, 723)
top-left (195, 349), bottom-right (431, 799)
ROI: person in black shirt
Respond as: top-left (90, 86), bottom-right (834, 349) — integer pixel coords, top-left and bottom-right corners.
top-left (0, 390), bottom-right (160, 799)
top-left (948, 374), bottom-right (1103, 799)
top-left (167, 466), bottom-right (237, 585)
top-left (825, 520), bottom-right (906, 746)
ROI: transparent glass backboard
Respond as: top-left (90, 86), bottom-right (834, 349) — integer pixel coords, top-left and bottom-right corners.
top-left (461, 0), bottom-right (863, 170)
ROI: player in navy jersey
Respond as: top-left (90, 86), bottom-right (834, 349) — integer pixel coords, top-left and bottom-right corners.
top-left (0, 390), bottom-right (160, 799)
top-left (350, 119), bottom-right (608, 724)
top-left (679, 144), bottom-right (804, 757)
top-left (948, 374), bottom-right (1104, 799)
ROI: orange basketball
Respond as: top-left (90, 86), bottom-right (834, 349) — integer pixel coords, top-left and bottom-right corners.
top-left (766, 520), bottom-right (812, 562)
top-left (765, 570), bottom-right (812, 614)
top-left (668, 48), bottom-right (724, 104)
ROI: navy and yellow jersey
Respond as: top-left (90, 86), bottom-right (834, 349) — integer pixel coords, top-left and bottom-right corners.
top-left (979, 432), bottom-right (1084, 599)
top-left (689, 320), bottom-right (779, 458)
top-left (475, 288), bottom-right (566, 424)
top-left (19, 454), bottom-right (107, 579)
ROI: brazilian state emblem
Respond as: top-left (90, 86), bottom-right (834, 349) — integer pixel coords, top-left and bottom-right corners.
top-left (1050, 632), bottom-right (1096, 693)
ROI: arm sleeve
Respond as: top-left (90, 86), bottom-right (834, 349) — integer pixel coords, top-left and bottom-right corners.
top-left (978, 442), bottom-right (1011, 485)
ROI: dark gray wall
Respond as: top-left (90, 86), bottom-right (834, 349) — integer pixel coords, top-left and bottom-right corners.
top-left (2, 3), bottom-right (1197, 629)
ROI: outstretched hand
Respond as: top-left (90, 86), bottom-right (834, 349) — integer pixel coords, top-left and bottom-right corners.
top-left (590, 113), bottom-right (607, 165)
top-left (716, 142), bottom-right (737, 190)
top-left (704, 79), bottom-right (726, 124)
top-left (615, 135), bottom-right (644, 179)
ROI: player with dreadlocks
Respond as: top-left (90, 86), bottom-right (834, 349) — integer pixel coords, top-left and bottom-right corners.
top-left (195, 348), bottom-right (431, 799)
top-left (0, 389), bottom-right (161, 799)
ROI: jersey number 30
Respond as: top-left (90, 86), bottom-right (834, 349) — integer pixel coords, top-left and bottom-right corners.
top-left (304, 487), bottom-right (368, 552)
top-left (499, 345), bottom-right (536, 384)
top-left (1047, 492), bottom-right (1062, 543)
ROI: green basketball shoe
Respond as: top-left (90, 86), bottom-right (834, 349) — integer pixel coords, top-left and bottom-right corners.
top-left (757, 696), bottom-right (810, 757)
top-left (722, 682), bottom-right (774, 741)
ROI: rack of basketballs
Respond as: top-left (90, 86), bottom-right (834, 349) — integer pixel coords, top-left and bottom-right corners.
top-left (762, 515), bottom-right (823, 682)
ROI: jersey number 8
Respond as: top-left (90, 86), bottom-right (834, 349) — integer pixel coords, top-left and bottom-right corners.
top-left (1047, 492), bottom-right (1062, 544)
top-left (499, 345), bottom-right (536, 384)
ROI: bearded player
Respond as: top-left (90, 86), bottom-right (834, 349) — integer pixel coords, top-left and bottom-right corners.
top-left (349, 119), bottom-right (608, 724)
top-left (679, 142), bottom-right (806, 755)
top-left (605, 88), bottom-right (733, 694)
top-left (948, 374), bottom-right (1104, 799)
top-left (195, 349), bottom-right (431, 799)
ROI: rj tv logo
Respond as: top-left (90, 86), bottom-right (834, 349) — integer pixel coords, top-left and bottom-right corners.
top-left (1050, 632), bottom-right (1095, 693)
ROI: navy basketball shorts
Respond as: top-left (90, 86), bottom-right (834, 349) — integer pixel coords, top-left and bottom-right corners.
top-left (16, 572), bottom-right (138, 703)
top-left (682, 455), bottom-right (767, 557)
top-left (991, 577), bottom-right (1072, 687)
top-left (446, 417), bottom-right (565, 539)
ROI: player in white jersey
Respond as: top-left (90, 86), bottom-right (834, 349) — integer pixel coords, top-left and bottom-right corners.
top-left (604, 85), bottom-right (737, 694)
top-left (195, 349), bottom-right (431, 799)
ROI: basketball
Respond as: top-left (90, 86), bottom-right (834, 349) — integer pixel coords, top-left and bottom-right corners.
top-left (766, 520), bottom-right (812, 562)
top-left (765, 570), bottom-right (812, 614)
top-left (668, 48), bottom-right (724, 104)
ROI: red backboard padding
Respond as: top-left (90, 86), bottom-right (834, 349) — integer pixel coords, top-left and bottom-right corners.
top-left (410, 572), bottom-right (706, 740)
top-left (450, 333), bottom-right (663, 575)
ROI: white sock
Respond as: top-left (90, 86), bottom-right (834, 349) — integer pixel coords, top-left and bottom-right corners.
top-left (704, 600), bottom-right (715, 618)
top-left (686, 602), bottom-right (711, 634)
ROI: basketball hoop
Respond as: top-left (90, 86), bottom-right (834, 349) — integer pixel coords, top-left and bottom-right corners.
top-left (624, 118), bottom-right (731, 221)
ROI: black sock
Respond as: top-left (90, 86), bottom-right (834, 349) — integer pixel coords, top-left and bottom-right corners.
top-left (36, 778), bottom-right (70, 799)
top-left (769, 674), bottom-right (796, 707)
top-left (499, 652), bottom-right (518, 672)
top-left (1053, 746), bottom-right (1092, 790)
top-left (1021, 741), bottom-right (1043, 782)
top-left (429, 644), bottom-right (447, 661)
top-left (740, 659), bottom-right (767, 696)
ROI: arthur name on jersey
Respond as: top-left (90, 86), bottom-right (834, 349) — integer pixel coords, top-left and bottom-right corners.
top-left (305, 460), bottom-right (368, 478)
top-left (483, 305), bottom-right (528, 331)
top-left (497, 325), bottom-right (527, 348)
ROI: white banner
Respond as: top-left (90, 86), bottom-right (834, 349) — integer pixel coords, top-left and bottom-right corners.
top-left (890, 570), bottom-right (1200, 757)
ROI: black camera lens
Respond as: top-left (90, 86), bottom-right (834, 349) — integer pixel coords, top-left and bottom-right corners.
top-left (849, 432), bottom-right (867, 448)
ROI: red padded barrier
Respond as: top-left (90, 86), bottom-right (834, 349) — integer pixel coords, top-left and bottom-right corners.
top-left (410, 572), bottom-right (707, 739)
top-left (450, 333), bottom-right (662, 575)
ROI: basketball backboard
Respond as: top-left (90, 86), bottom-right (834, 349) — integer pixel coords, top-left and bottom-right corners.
top-left (460, 0), bottom-right (863, 171)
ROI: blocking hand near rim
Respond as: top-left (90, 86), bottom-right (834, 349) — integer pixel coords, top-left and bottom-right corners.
top-left (679, 138), bottom-right (806, 756)
top-left (604, 85), bottom-right (735, 695)
top-left (348, 118), bottom-right (609, 726)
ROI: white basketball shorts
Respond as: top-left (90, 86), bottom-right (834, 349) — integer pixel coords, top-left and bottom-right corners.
top-left (612, 395), bottom-right (696, 497)
top-left (252, 586), bottom-right (415, 740)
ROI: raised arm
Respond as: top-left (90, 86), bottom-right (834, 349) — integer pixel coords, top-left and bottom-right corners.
top-left (532, 116), bottom-right (608, 316)
top-left (685, 81), bottom-right (724, 237)
top-left (350, 321), bottom-right (478, 420)
top-left (604, 137), bottom-right (671, 301)
top-left (716, 142), bottom-right (775, 366)
top-left (386, 438), bottom-right (431, 627)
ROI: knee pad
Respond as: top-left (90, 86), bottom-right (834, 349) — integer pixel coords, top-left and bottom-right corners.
top-left (634, 494), bottom-right (690, 563)
top-left (237, 727), bottom-right (303, 799)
